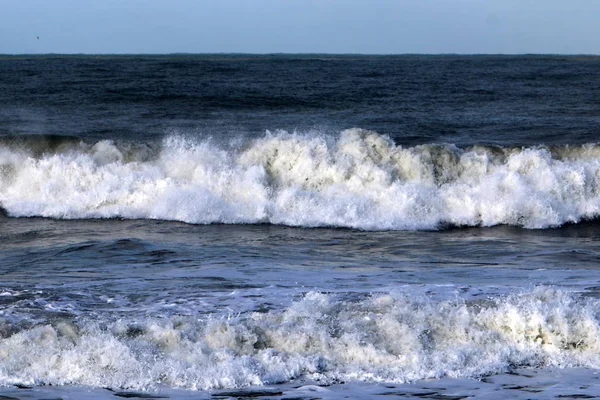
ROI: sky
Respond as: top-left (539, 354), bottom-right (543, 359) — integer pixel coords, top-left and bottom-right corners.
top-left (1, 0), bottom-right (599, 55)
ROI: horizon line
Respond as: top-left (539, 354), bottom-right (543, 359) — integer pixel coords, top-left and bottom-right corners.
top-left (1, 52), bottom-right (600, 57)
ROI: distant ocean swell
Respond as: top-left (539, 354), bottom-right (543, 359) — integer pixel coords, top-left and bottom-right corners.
top-left (1, 128), bottom-right (599, 230)
top-left (0, 288), bottom-right (599, 390)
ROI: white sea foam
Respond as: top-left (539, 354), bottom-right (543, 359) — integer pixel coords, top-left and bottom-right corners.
top-left (0, 288), bottom-right (599, 390)
top-left (1, 129), bottom-right (600, 230)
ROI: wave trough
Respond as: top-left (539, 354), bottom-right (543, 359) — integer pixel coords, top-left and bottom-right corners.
top-left (1, 129), bottom-right (600, 230)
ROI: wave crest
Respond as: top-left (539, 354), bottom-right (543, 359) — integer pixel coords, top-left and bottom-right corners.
top-left (1, 129), bottom-right (600, 230)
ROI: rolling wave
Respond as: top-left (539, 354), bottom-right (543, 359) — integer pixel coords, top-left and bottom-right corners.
top-left (0, 288), bottom-right (598, 390)
top-left (1, 129), bottom-right (599, 230)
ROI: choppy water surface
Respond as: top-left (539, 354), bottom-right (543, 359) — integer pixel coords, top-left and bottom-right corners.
top-left (1, 55), bottom-right (600, 399)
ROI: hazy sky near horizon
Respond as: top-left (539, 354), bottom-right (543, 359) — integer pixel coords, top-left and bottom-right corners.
top-left (1, 0), bottom-right (599, 55)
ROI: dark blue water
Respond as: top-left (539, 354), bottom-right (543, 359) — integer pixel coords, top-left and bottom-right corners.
top-left (2, 54), bottom-right (599, 144)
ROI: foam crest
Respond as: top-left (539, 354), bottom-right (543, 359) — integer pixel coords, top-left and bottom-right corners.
top-left (0, 288), bottom-right (599, 390)
top-left (1, 129), bottom-right (600, 230)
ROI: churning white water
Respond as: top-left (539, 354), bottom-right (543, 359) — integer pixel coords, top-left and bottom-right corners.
top-left (1, 129), bottom-right (600, 230)
top-left (1, 288), bottom-right (599, 391)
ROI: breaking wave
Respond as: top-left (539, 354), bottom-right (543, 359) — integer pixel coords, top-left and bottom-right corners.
top-left (1, 288), bottom-right (599, 390)
top-left (1, 129), bottom-right (600, 230)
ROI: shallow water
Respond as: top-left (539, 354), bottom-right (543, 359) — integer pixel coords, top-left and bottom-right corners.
top-left (2, 219), bottom-right (600, 396)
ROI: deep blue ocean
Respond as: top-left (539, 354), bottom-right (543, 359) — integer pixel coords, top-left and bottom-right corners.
top-left (1, 54), bottom-right (600, 399)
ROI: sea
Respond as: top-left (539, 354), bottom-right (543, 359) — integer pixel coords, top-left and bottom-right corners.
top-left (1, 54), bottom-right (600, 399)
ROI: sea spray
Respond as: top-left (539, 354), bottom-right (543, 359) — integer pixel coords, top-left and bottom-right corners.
top-left (1, 129), bottom-right (599, 230)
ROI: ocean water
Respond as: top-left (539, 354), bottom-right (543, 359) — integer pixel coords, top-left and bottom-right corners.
top-left (1, 54), bottom-right (600, 399)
